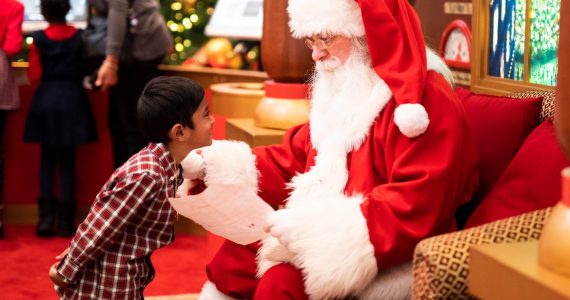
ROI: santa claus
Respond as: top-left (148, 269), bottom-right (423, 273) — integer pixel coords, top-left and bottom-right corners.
top-left (191, 0), bottom-right (479, 299)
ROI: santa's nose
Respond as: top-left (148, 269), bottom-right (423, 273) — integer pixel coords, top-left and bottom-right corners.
top-left (311, 47), bottom-right (329, 62)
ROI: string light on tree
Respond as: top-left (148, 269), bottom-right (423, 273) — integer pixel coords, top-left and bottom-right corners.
top-left (160, 0), bottom-right (217, 64)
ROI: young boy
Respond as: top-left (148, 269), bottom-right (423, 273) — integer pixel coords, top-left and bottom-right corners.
top-left (49, 76), bottom-right (214, 299)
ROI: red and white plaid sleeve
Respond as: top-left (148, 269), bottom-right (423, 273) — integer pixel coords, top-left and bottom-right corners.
top-left (57, 172), bottom-right (160, 282)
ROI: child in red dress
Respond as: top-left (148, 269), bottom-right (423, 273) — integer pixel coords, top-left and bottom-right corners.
top-left (24, 0), bottom-right (97, 237)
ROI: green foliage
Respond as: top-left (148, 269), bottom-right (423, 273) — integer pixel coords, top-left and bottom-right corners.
top-left (160, 0), bottom-right (217, 65)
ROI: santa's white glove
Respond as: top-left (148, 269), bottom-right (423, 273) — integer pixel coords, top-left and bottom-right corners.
top-left (257, 236), bottom-right (296, 277)
top-left (181, 149), bottom-right (206, 180)
top-left (265, 209), bottom-right (299, 250)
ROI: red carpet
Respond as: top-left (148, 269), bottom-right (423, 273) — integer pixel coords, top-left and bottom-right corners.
top-left (0, 225), bottom-right (208, 299)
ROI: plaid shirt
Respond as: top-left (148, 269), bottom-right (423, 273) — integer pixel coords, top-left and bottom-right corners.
top-left (56, 143), bottom-right (181, 299)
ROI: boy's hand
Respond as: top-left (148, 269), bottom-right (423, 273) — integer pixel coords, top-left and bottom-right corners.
top-left (49, 262), bottom-right (72, 288)
top-left (55, 248), bottom-right (70, 261)
top-left (49, 247), bottom-right (73, 287)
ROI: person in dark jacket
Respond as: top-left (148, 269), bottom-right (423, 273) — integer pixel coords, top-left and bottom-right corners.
top-left (90, 0), bottom-right (173, 168)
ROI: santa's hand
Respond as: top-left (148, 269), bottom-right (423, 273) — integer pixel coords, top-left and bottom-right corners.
top-left (265, 209), bottom-right (298, 249)
top-left (181, 150), bottom-right (206, 180)
top-left (257, 236), bottom-right (296, 277)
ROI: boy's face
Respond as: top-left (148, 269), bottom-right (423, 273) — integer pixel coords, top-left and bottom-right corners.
top-left (187, 98), bottom-right (214, 149)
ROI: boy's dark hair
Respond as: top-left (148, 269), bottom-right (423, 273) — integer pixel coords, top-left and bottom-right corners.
top-left (41, 0), bottom-right (70, 23)
top-left (137, 76), bottom-right (205, 144)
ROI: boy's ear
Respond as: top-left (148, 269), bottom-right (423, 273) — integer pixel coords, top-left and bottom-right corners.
top-left (169, 124), bottom-right (187, 141)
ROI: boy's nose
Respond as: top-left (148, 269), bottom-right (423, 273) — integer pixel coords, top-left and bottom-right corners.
top-left (311, 47), bottom-right (329, 62)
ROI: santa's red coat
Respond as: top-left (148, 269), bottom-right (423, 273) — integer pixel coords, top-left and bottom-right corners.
top-left (205, 71), bottom-right (479, 298)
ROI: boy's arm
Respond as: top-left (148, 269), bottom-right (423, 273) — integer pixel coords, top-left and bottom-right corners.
top-left (56, 173), bottom-right (160, 283)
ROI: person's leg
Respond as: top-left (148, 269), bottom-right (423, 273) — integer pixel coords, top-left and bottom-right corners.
top-left (121, 57), bottom-right (163, 158)
top-left (254, 263), bottom-right (309, 300)
top-left (0, 111), bottom-right (6, 238)
top-left (58, 145), bottom-right (76, 236)
top-left (205, 241), bottom-right (260, 299)
top-left (37, 143), bottom-right (57, 237)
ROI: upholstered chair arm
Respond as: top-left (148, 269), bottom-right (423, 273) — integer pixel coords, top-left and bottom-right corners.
top-left (412, 208), bottom-right (552, 299)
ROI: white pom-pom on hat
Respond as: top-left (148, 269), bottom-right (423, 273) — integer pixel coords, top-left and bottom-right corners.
top-left (394, 103), bottom-right (429, 138)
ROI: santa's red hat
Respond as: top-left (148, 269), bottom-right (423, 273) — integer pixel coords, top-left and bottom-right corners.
top-left (288, 0), bottom-right (429, 138)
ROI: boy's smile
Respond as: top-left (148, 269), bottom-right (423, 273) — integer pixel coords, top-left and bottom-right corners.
top-left (188, 98), bottom-right (214, 150)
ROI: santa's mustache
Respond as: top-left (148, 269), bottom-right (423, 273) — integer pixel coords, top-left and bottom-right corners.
top-left (316, 57), bottom-right (342, 72)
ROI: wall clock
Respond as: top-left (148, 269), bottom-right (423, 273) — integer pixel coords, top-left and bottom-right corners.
top-left (439, 19), bottom-right (472, 69)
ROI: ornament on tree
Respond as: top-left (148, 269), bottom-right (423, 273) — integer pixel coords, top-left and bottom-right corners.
top-left (205, 37), bottom-right (233, 68)
top-left (184, 44), bottom-right (208, 66)
top-left (245, 46), bottom-right (260, 70)
top-left (228, 54), bottom-right (243, 70)
top-left (182, 0), bottom-right (197, 11)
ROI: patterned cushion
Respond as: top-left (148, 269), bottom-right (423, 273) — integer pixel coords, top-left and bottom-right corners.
top-left (412, 208), bottom-right (551, 300)
top-left (508, 90), bottom-right (556, 122)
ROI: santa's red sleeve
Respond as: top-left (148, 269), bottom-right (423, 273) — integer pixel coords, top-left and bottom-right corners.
top-left (253, 124), bottom-right (312, 208)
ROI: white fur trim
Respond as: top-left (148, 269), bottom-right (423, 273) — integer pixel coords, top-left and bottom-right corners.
top-left (310, 78), bottom-right (392, 153)
top-left (198, 281), bottom-right (237, 300)
top-left (256, 236), bottom-right (296, 278)
top-left (288, 0), bottom-right (364, 38)
top-left (260, 194), bottom-right (378, 299)
top-left (358, 262), bottom-right (412, 300)
top-left (200, 140), bottom-right (258, 191)
top-left (426, 48), bottom-right (455, 87)
top-left (393, 104), bottom-right (429, 138)
top-left (180, 150), bottom-right (206, 180)
top-left (253, 69), bottom-right (387, 299)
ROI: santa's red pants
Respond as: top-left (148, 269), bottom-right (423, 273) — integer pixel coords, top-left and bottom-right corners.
top-left (206, 240), bottom-right (309, 300)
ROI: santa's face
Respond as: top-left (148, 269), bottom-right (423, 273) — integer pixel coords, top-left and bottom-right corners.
top-left (310, 36), bottom-right (376, 111)
top-left (308, 36), bottom-right (380, 151)
top-left (308, 35), bottom-right (354, 72)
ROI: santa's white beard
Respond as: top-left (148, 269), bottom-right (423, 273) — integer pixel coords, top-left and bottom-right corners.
top-left (311, 47), bottom-right (377, 113)
top-left (309, 46), bottom-right (382, 151)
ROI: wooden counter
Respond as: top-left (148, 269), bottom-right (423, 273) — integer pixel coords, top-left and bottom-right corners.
top-left (470, 241), bottom-right (570, 299)
top-left (12, 62), bottom-right (269, 89)
top-left (158, 64), bottom-right (268, 89)
top-left (225, 118), bottom-right (286, 147)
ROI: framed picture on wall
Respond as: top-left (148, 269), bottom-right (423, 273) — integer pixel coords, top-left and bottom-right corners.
top-left (439, 19), bottom-right (472, 69)
top-left (470, 0), bottom-right (559, 95)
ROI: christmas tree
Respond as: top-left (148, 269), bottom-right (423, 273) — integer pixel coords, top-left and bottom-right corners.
top-left (160, 0), bottom-right (218, 65)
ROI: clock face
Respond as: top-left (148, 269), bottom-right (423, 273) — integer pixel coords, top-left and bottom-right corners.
top-left (444, 29), bottom-right (470, 63)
